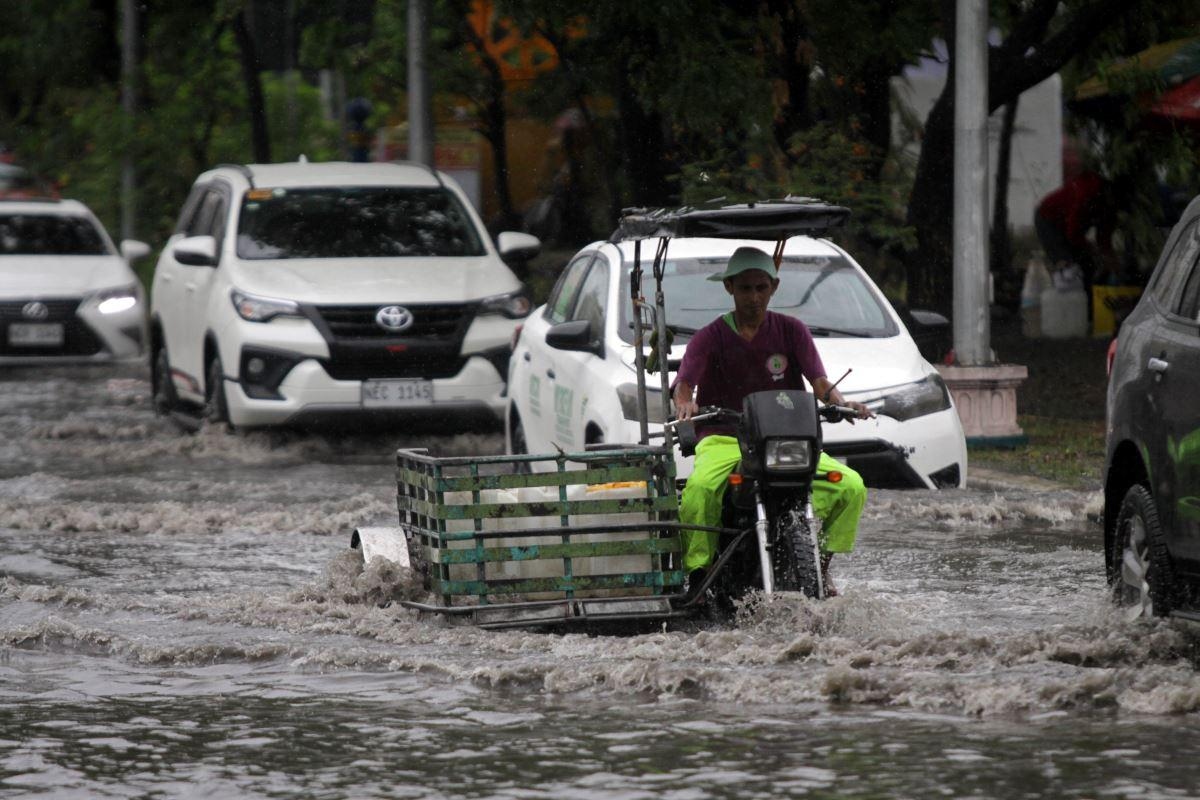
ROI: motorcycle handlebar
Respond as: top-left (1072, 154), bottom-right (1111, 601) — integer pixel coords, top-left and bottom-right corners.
top-left (663, 402), bottom-right (861, 429)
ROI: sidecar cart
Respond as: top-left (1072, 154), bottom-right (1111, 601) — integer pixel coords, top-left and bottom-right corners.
top-left (384, 445), bottom-right (700, 629)
top-left (353, 197), bottom-right (855, 629)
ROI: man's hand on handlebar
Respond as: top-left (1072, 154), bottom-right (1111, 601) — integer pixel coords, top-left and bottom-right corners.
top-left (672, 380), bottom-right (700, 421)
top-left (840, 400), bottom-right (875, 424)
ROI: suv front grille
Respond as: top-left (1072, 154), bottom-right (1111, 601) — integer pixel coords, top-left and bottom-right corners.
top-left (0, 298), bottom-right (104, 357)
top-left (306, 302), bottom-right (478, 381)
top-left (312, 303), bottom-right (473, 340)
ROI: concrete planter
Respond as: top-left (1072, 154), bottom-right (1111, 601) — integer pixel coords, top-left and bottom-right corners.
top-left (936, 363), bottom-right (1029, 446)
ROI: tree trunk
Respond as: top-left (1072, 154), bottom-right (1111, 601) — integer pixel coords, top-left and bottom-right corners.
top-left (991, 97), bottom-right (1019, 303)
top-left (906, 90), bottom-right (955, 312)
top-left (233, 10), bottom-right (271, 163)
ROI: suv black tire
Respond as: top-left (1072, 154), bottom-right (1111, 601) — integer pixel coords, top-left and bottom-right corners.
top-left (205, 355), bottom-right (229, 425)
top-left (152, 345), bottom-right (178, 416)
top-left (1112, 484), bottom-right (1178, 618)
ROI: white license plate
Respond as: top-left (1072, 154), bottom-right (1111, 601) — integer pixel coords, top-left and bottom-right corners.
top-left (8, 323), bottom-right (65, 347)
top-left (361, 379), bottom-right (434, 408)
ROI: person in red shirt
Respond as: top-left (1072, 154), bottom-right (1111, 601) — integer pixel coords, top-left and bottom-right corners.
top-left (1034, 170), bottom-right (1118, 286)
top-left (672, 246), bottom-right (873, 596)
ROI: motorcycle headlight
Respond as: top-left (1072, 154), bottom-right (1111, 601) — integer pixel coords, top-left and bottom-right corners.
top-left (876, 374), bottom-right (952, 421)
top-left (231, 288), bottom-right (301, 322)
top-left (480, 288), bottom-right (532, 319)
top-left (764, 439), bottom-right (814, 472)
top-left (617, 382), bottom-right (666, 424)
top-left (95, 285), bottom-right (139, 315)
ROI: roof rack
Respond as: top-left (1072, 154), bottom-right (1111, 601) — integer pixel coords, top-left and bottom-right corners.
top-left (613, 197), bottom-right (850, 242)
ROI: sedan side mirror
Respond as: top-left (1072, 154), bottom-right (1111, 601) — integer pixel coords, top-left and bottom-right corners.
top-left (173, 235), bottom-right (218, 267)
top-left (120, 239), bottom-right (151, 262)
top-left (546, 319), bottom-right (603, 357)
top-left (901, 307), bottom-right (951, 364)
top-left (497, 231), bottom-right (541, 262)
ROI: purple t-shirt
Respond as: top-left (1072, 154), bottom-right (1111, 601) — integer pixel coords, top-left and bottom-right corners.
top-left (676, 310), bottom-right (826, 438)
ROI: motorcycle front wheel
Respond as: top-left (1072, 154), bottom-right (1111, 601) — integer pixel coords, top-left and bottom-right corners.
top-left (772, 498), bottom-right (824, 599)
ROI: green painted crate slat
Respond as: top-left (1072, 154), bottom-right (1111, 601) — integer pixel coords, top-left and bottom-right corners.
top-left (432, 570), bottom-right (686, 597)
top-left (427, 521), bottom-right (689, 543)
top-left (397, 465), bottom-right (660, 493)
top-left (400, 494), bottom-right (678, 521)
top-left (437, 536), bottom-right (681, 565)
top-left (396, 446), bottom-right (682, 607)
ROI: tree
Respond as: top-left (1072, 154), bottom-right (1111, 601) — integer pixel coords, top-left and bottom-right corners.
top-left (905, 0), bottom-right (1193, 312)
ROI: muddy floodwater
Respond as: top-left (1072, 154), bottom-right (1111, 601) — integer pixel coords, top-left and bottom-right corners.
top-left (2, 365), bottom-right (1199, 799)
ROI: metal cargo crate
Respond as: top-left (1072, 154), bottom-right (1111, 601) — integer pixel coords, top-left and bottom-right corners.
top-left (396, 446), bottom-right (687, 628)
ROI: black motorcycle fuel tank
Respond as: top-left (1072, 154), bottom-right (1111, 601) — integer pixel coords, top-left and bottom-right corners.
top-left (738, 389), bottom-right (822, 477)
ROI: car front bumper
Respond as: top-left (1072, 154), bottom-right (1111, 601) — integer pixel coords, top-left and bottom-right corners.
top-left (0, 297), bottom-right (146, 365)
top-left (223, 354), bottom-right (508, 427)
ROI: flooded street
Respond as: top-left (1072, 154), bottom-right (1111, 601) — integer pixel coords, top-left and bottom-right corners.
top-left (3, 366), bottom-right (1200, 799)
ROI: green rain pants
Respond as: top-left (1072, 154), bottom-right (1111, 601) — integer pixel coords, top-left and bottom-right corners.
top-left (678, 435), bottom-right (866, 574)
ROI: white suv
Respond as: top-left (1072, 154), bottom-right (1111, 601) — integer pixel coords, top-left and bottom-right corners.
top-left (149, 161), bottom-right (539, 428)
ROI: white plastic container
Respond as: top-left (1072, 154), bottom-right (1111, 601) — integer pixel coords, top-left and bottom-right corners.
top-left (1039, 285), bottom-right (1088, 338)
top-left (1020, 257), bottom-right (1051, 338)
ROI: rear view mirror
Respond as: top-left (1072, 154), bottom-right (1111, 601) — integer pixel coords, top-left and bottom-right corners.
top-left (497, 231), bottom-right (541, 262)
top-left (120, 239), bottom-right (151, 262)
top-left (546, 319), bottom-right (602, 356)
top-left (173, 235), bottom-right (218, 267)
top-left (900, 307), bottom-right (951, 364)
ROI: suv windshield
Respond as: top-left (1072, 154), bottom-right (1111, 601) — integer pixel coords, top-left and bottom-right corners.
top-left (235, 186), bottom-right (485, 259)
top-left (618, 253), bottom-right (898, 342)
top-left (0, 214), bottom-right (108, 256)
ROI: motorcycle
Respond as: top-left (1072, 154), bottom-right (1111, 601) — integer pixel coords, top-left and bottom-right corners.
top-left (667, 389), bottom-right (861, 610)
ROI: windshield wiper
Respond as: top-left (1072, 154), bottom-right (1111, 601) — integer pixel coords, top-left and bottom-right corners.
top-left (807, 325), bottom-right (873, 338)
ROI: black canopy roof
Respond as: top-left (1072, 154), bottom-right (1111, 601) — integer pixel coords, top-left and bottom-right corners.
top-left (613, 197), bottom-right (850, 242)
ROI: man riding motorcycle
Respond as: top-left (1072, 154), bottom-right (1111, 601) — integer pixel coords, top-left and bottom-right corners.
top-left (671, 246), bottom-right (873, 596)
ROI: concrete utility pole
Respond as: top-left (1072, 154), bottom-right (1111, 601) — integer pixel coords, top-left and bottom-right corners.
top-left (120, 0), bottom-right (137, 241)
top-left (407, 0), bottom-right (434, 166)
top-left (952, 0), bottom-right (990, 365)
top-left (937, 0), bottom-right (1026, 447)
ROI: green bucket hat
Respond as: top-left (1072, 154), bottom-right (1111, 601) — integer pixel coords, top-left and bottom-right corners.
top-left (708, 246), bottom-right (778, 281)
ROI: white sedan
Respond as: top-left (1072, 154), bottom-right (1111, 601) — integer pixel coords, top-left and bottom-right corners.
top-left (0, 199), bottom-right (149, 364)
top-left (506, 235), bottom-right (967, 489)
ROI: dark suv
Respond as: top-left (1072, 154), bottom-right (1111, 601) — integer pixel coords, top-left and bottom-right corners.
top-left (1104, 193), bottom-right (1200, 621)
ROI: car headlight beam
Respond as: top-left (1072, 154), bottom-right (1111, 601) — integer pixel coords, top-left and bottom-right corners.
top-left (94, 286), bottom-right (140, 315)
top-left (877, 374), bottom-right (952, 421)
top-left (617, 382), bottom-right (666, 424)
top-left (480, 289), bottom-right (532, 319)
top-left (231, 288), bottom-right (301, 323)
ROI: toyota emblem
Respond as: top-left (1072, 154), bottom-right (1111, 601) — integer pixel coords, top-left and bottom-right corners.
top-left (375, 305), bottom-right (413, 332)
top-left (22, 301), bottom-right (49, 320)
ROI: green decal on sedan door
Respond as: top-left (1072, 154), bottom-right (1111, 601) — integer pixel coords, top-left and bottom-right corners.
top-left (554, 385), bottom-right (574, 446)
top-left (528, 375), bottom-right (541, 417)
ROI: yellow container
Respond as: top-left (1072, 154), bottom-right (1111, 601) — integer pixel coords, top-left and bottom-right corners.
top-left (1092, 286), bottom-right (1142, 337)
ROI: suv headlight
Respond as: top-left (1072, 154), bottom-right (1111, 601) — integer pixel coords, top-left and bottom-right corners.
top-left (480, 288), bottom-right (532, 319)
top-left (94, 285), bottom-right (140, 315)
top-left (875, 374), bottom-right (952, 421)
top-left (231, 288), bottom-right (301, 322)
top-left (765, 439), bottom-right (814, 472)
